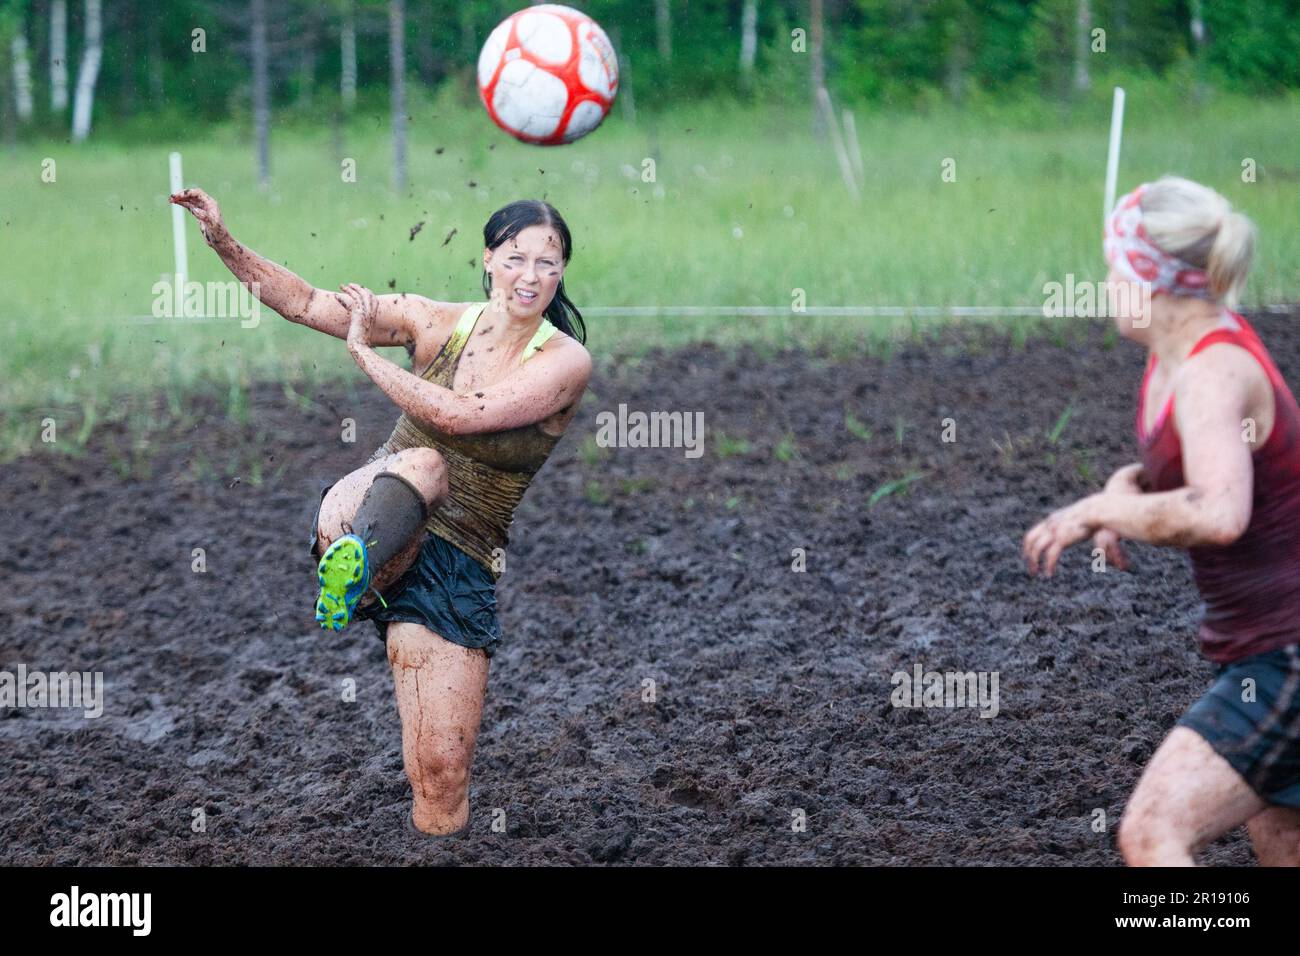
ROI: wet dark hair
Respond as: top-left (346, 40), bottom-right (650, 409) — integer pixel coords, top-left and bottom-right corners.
top-left (481, 200), bottom-right (586, 344)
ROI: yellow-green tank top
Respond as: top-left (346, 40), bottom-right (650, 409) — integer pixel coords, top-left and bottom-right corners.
top-left (368, 302), bottom-right (562, 576)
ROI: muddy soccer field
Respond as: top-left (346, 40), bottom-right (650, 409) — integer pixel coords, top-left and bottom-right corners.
top-left (6, 312), bottom-right (1295, 866)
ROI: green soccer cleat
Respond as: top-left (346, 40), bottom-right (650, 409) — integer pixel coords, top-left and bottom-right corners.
top-left (315, 533), bottom-right (371, 632)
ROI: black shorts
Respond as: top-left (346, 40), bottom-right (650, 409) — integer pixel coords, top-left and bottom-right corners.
top-left (1177, 643), bottom-right (1300, 808)
top-left (308, 483), bottom-right (502, 657)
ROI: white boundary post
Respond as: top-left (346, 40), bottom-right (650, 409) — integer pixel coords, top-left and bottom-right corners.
top-left (169, 151), bottom-right (188, 291)
top-left (1104, 86), bottom-right (1125, 220)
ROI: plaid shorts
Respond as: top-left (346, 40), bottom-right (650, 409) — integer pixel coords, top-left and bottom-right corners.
top-left (1177, 643), bottom-right (1300, 808)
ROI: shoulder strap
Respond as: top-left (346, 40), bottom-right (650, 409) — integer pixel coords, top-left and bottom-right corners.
top-left (452, 301), bottom-right (487, 342)
top-left (419, 302), bottom-right (486, 386)
top-left (521, 319), bottom-right (558, 364)
top-left (1189, 315), bottom-right (1274, 378)
top-left (1186, 315), bottom-right (1293, 417)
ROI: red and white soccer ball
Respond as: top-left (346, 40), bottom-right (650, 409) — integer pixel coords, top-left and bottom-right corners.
top-left (477, 4), bottom-right (619, 146)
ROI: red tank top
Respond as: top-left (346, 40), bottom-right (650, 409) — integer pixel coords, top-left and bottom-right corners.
top-left (1137, 312), bottom-right (1300, 663)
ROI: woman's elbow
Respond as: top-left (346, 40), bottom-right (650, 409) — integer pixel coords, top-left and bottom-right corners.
top-left (414, 408), bottom-right (473, 436)
top-left (1201, 511), bottom-right (1250, 547)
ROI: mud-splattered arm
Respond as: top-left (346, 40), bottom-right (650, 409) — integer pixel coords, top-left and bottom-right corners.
top-left (342, 286), bottom-right (591, 435)
top-left (168, 187), bottom-right (433, 348)
top-left (1024, 347), bottom-right (1262, 576)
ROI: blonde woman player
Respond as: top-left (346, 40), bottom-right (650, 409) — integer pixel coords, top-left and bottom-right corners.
top-left (1023, 176), bottom-right (1300, 866)
top-left (171, 189), bottom-right (592, 836)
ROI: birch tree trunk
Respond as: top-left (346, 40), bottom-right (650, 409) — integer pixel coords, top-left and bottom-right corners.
top-left (390, 0), bottom-right (407, 192)
top-left (1190, 0), bottom-right (1208, 98)
top-left (71, 0), bottom-right (103, 142)
top-left (12, 31), bottom-right (33, 122)
top-left (0, 30), bottom-right (12, 146)
top-left (810, 0), bottom-right (826, 138)
top-left (50, 0), bottom-right (68, 112)
top-left (945, 15), bottom-right (968, 101)
top-left (341, 1), bottom-right (356, 112)
top-left (655, 0), bottom-right (671, 61)
top-left (740, 0), bottom-right (757, 90)
top-left (1073, 0), bottom-right (1092, 93)
top-left (251, 0), bottom-right (270, 186)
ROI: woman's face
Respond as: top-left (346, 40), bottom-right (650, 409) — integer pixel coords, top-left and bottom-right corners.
top-left (1104, 264), bottom-right (1154, 342)
top-left (483, 224), bottom-right (566, 320)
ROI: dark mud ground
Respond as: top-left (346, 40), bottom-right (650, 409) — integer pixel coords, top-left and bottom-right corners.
top-left (5, 311), bottom-right (1297, 866)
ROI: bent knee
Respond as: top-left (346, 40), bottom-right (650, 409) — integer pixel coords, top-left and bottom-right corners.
top-left (384, 447), bottom-right (448, 504)
top-left (1117, 810), bottom-right (1187, 865)
top-left (1116, 814), bottom-right (1151, 864)
top-left (415, 751), bottom-right (471, 796)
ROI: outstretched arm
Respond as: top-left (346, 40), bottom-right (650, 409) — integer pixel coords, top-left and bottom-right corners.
top-left (169, 187), bottom-right (449, 349)
top-left (1023, 346), bottom-right (1260, 576)
top-left (341, 284), bottom-right (591, 435)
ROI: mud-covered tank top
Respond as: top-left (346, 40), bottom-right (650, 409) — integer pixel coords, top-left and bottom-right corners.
top-left (368, 302), bottom-right (562, 577)
top-left (1137, 311), bottom-right (1300, 663)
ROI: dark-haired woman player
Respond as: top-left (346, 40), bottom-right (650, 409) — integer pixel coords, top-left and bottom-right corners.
top-left (172, 189), bottom-right (591, 836)
top-left (1023, 176), bottom-right (1300, 866)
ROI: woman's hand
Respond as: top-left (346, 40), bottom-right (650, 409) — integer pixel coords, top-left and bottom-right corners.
top-left (1023, 495), bottom-right (1102, 578)
top-left (1088, 463), bottom-right (1145, 571)
top-left (342, 283), bottom-right (379, 355)
top-left (1091, 527), bottom-right (1130, 571)
top-left (169, 187), bottom-right (230, 248)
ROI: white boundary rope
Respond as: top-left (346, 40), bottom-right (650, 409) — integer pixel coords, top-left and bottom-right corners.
top-left (103, 303), bottom-right (1297, 325)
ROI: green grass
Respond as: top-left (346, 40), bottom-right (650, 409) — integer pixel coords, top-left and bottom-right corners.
top-left (584, 480), bottom-right (609, 505)
top-left (868, 471), bottom-right (927, 507)
top-left (844, 410), bottom-right (874, 442)
top-left (713, 430), bottom-right (752, 458)
top-left (1046, 402), bottom-right (1076, 445)
top-left (3, 83), bottom-right (1300, 459)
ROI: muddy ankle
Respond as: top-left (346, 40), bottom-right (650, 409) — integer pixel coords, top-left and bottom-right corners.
top-left (409, 810), bottom-right (468, 837)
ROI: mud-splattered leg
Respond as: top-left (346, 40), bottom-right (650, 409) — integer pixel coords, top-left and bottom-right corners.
top-left (1117, 727), bottom-right (1266, 865)
top-left (314, 447), bottom-right (448, 598)
top-left (387, 622), bottom-right (490, 835)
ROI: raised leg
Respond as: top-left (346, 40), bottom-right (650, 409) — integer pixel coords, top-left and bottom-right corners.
top-left (314, 447), bottom-right (448, 599)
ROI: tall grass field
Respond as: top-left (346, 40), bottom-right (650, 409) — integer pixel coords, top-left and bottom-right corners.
top-left (3, 84), bottom-right (1299, 459)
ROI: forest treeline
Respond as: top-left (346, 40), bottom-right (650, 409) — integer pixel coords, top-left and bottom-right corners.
top-left (1, 0), bottom-right (1297, 142)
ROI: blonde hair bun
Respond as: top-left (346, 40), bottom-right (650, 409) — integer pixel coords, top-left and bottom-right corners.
top-left (1140, 175), bottom-right (1256, 306)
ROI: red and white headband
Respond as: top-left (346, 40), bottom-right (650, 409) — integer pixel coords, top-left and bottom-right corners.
top-left (1103, 185), bottom-right (1211, 299)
